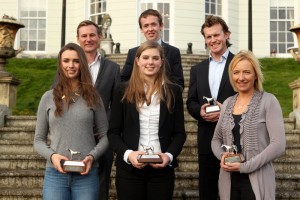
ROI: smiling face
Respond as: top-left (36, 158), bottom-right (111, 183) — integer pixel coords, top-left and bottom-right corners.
top-left (61, 50), bottom-right (81, 81)
top-left (77, 25), bottom-right (101, 53)
top-left (136, 48), bottom-right (163, 80)
top-left (140, 15), bottom-right (163, 42)
top-left (203, 23), bottom-right (230, 60)
top-left (232, 59), bottom-right (257, 94)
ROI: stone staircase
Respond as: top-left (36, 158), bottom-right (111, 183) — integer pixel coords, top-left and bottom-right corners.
top-left (0, 54), bottom-right (299, 199)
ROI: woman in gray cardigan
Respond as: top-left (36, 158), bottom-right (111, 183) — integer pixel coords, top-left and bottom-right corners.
top-left (34, 43), bottom-right (108, 200)
top-left (211, 50), bottom-right (286, 200)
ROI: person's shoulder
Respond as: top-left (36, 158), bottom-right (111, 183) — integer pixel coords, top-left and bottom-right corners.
top-left (129, 46), bottom-right (139, 53)
top-left (162, 42), bottom-right (179, 51)
top-left (262, 91), bottom-right (278, 101)
top-left (102, 56), bottom-right (120, 68)
top-left (191, 58), bottom-right (209, 69)
top-left (40, 89), bottom-right (53, 103)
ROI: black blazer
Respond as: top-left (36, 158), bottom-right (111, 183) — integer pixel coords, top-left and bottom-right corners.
top-left (120, 41), bottom-right (184, 89)
top-left (94, 56), bottom-right (120, 119)
top-left (186, 52), bottom-right (236, 154)
top-left (108, 83), bottom-right (186, 170)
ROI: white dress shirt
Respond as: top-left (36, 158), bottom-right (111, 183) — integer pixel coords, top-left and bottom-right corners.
top-left (88, 52), bottom-right (101, 85)
top-left (208, 50), bottom-right (229, 100)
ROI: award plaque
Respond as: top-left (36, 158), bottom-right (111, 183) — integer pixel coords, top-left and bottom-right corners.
top-left (203, 96), bottom-right (220, 113)
top-left (221, 144), bottom-right (245, 164)
top-left (137, 146), bottom-right (163, 164)
top-left (61, 149), bottom-right (86, 172)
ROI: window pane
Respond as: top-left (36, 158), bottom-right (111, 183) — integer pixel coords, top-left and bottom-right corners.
top-left (29, 11), bottom-right (37, 17)
top-left (164, 30), bottom-right (169, 42)
top-left (211, 3), bottom-right (216, 14)
top-left (38, 11), bottom-right (46, 17)
top-left (90, 3), bottom-right (95, 14)
top-left (278, 21), bottom-right (285, 31)
top-left (39, 19), bottom-right (46, 29)
top-left (38, 41), bottom-right (45, 51)
top-left (29, 30), bottom-right (37, 40)
top-left (20, 30), bottom-right (28, 40)
top-left (205, 3), bottom-right (209, 13)
top-left (20, 41), bottom-right (28, 50)
top-left (278, 32), bottom-right (286, 42)
top-left (270, 21), bottom-right (277, 31)
top-left (270, 32), bottom-right (277, 42)
top-left (279, 43), bottom-right (285, 53)
top-left (278, 8), bottom-right (286, 19)
top-left (38, 30), bottom-right (45, 40)
top-left (270, 43), bottom-right (277, 53)
top-left (29, 41), bottom-right (36, 51)
top-left (270, 9), bottom-right (277, 19)
top-left (29, 20), bottom-right (37, 29)
top-left (287, 32), bottom-right (293, 42)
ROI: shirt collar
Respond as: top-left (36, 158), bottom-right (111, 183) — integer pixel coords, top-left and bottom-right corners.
top-left (209, 49), bottom-right (229, 62)
top-left (89, 52), bottom-right (101, 66)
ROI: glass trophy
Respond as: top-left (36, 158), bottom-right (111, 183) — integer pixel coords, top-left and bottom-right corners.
top-left (61, 149), bottom-right (86, 172)
top-left (137, 146), bottom-right (163, 164)
top-left (203, 96), bottom-right (220, 113)
top-left (221, 144), bottom-right (245, 163)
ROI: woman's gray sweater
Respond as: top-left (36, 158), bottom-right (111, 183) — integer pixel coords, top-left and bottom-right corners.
top-left (34, 90), bottom-right (109, 168)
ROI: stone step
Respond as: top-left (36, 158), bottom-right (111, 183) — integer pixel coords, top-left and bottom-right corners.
top-left (0, 127), bottom-right (35, 141)
top-left (4, 116), bottom-right (37, 128)
top-left (0, 170), bottom-right (44, 188)
top-left (276, 190), bottom-right (300, 200)
top-left (0, 188), bottom-right (42, 200)
top-left (0, 155), bottom-right (45, 170)
top-left (276, 173), bottom-right (300, 190)
top-left (0, 140), bottom-right (35, 155)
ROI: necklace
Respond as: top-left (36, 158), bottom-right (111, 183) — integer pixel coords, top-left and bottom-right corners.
top-left (62, 89), bottom-right (81, 103)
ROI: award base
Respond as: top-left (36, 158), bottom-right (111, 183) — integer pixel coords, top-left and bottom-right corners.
top-left (205, 105), bottom-right (220, 113)
top-left (62, 160), bottom-right (86, 172)
top-left (224, 154), bottom-right (245, 164)
top-left (137, 154), bottom-right (163, 163)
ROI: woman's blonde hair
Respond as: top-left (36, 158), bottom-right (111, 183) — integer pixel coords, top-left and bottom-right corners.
top-left (122, 41), bottom-right (174, 111)
top-left (229, 50), bottom-right (264, 92)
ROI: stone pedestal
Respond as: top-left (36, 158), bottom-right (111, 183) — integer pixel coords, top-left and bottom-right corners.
top-left (101, 39), bottom-right (114, 55)
top-left (0, 75), bottom-right (20, 110)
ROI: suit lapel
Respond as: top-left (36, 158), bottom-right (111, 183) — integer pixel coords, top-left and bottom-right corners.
top-left (199, 59), bottom-right (212, 97)
top-left (95, 57), bottom-right (105, 86)
top-left (159, 101), bottom-right (167, 130)
top-left (218, 52), bottom-right (233, 98)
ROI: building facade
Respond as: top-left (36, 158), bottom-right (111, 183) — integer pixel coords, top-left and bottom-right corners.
top-left (1, 0), bottom-right (299, 58)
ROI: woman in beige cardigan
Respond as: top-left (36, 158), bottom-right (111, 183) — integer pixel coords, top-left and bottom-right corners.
top-left (211, 50), bottom-right (286, 200)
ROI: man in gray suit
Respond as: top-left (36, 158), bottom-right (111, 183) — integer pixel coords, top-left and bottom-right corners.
top-left (77, 20), bottom-right (120, 200)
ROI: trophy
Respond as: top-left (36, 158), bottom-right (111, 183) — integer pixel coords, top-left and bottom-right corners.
top-left (221, 144), bottom-right (245, 164)
top-left (137, 146), bottom-right (163, 164)
top-left (203, 96), bottom-right (220, 113)
top-left (61, 149), bottom-right (86, 172)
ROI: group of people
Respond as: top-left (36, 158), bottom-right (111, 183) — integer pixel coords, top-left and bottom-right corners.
top-left (33, 8), bottom-right (286, 200)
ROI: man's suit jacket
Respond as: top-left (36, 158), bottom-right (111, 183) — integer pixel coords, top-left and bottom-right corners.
top-left (108, 83), bottom-right (186, 170)
top-left (94, 56), bottom-right (120, 119)
top-left (120, 41), bottom-right (184, 89)
top-left (186, 52), bottom-right (236, 154)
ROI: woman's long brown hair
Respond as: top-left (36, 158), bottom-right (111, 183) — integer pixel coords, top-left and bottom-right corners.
top-left (122, 41), bottom-right (174, 112)
top-left (53, 43), bottom-right (100, 116)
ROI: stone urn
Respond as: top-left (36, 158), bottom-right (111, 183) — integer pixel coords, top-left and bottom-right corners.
top-left (289, 24), bottom-right (300, 62)
top-left (0, 15), bottom-right (24, 77)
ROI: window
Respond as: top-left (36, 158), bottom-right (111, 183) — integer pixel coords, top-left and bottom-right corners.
top-left (205, 0), bottom-right (222, 19)
top-left (140, 2), bottom-right (170, 44)
top-left (90, 0), bottom-right (107, 26)
top-left (19, 0), bottom-right (46, 52)
top-left (270, 0), bottom-right (294, 54)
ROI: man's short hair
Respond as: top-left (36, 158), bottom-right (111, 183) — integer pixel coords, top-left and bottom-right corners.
top-left (138, 9), bottom-right (163, 29)
top-left (77, 20), bottom-right (102, 36)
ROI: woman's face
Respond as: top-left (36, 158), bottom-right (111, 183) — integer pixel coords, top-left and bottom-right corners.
top-left (136, 48), bottom-right (163, 79)
top-left (232, 59), bottom-right (257, 94)
top-left (61, 50), bottom-right (81, 80)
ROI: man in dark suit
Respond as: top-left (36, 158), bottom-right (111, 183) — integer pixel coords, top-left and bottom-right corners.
top-left (186, 15), bottom-right (236, 200)
top-left (76, 20), bottom-right (120, 200)
top-left (121, 9), bottom-right (184, 89)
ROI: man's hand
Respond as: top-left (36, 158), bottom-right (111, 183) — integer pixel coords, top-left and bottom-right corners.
top-left (200, 102), bottom-right (222, 122)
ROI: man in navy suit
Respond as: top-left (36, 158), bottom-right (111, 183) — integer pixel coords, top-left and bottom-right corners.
top-left (77, 20), bottom-right (120, 200)
top-left (186, 15), bottom-right (236, 200)
top-left (121, 9), bottom-right (184, 89)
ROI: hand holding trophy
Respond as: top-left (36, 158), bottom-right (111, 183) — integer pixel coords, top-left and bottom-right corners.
top-left (61, 149), bottom-right (86, 172)
top-left (221, 144), bottom-right (245, 164)
top-left (203, 96), bottom-right (220, 113)
top-left (137, 145), bottom-right (163, 164)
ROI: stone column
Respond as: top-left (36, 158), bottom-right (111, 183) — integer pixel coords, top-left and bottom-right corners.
top-left (0, 75), bottom-right (20, 110)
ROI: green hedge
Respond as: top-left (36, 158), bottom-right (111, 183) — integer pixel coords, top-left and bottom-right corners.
top-left (4, 57), bottom-right (300, 117)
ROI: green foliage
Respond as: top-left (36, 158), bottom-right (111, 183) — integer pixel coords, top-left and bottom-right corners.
top-left (5, 58), bottom-right (57, 115)
top-left (260, 58), bottom-right (300, 117)
top-left (3, 57), bottom-right (300, 117)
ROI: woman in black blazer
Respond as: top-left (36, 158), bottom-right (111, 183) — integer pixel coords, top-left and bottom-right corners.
top-left (108, 41), bottom-right (186, 200)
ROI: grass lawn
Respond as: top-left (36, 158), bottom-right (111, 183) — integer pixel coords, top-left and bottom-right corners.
top-left (3, 57), bottom-right (300, 117)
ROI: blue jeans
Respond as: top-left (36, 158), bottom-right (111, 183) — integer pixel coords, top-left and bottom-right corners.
top-left (43, 167), bottom-right (99, 200)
